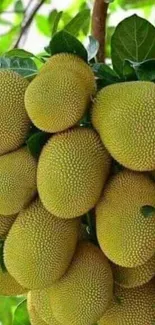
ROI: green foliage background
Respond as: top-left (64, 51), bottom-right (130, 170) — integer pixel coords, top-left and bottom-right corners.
top-left (0, 0), bottom-right (154, 324)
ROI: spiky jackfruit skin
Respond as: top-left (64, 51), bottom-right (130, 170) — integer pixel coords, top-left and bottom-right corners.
top-left (0, 147), bottom-right (37, 215)
top-left (111, 254), bottom-right (155, 288)
top-left (0, 214), bottom-right (17, 239)
top-left (40, 53), bottom-right (96, 96)
top-left (25, 56), bottom-right (96, 133)
top-left (98, 279), bottom-right (155, 325)
top-left (0, 70), bottom-right (30, 156)
top-left (0, 268), bottom-right (27, 296)
top-left (38, 127), bottom-right (111, 218)
top-left (31, 288), bottom-right (60, 325)
top-left (92, 81), bottom-right (155, 171)
top-left (4, 198), bottom-right (80, 290)
top-left (27, 292), bottom-right (48, 325)
top-left (96, 170), bottom-right (155, 267)
top-left (50, 242), bottom-right (113, 325)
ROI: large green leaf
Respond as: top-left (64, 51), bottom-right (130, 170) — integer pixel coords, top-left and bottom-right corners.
top-left (111, 15), bottom-right (155, 76)
top-left (45, 30), bottom-right (88, 61)
top-left (13, 300), bottom-right (30, 325)
top-left (64, 9), bottom-right (90, 37)
top-left (0, 56), bottom-right (38, 77)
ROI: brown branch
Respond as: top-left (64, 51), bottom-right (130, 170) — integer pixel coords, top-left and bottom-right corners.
top-left (14, 0), bottom-right (46, 48)
top-left (92, 0), bottom-right (109, 62)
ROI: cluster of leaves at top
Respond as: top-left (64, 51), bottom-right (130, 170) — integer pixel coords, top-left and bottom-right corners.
top-left (1, 11), bottom-right (155, 324)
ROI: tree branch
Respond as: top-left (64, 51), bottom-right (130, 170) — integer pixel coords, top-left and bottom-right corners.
top-left (14, 0), bottom-right (46, 48)
top-left (92, 0), bottom-right (109, 62)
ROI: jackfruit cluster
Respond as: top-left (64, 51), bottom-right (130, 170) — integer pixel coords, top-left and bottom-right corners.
top-left (0, 54), bottom-right (155, 325)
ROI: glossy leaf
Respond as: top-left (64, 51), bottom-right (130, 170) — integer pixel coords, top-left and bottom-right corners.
top-left (45, 30), bottom-right (88, 61)
top-left (111, 15), bottom-right (155, 76)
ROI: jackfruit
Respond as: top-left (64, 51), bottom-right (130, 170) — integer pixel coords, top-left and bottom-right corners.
top-left (27, 292), bottom-right (48, 325)
top-left (31, 288), bottom-right (60, 325)
top-left (0, 214), bottom-right (16, 238)
top-left (38, 127), bottom-right (111, 218)
top-left (96, 169), bottom-right (155, 267)
top-left (40, 53), bottom-right (96, 96)
top-left (98, 278), bottom-right (155, 325)
top-left (50, 242), bottom-right (113, 325)
top-left (111, 254), bottom-right (155, 288)
top-left (0, 147), bottom-right (37, 215)
top-left (0, 70), bottom-right (30, 156)
top-left (0, 267), bottom-right (27, 296)
top-left (25, 55), bottom-right (96, 133)
top-left (92, 81), bottom-right (155, 171)
top-left (4, 198), bottom-right (80, 289)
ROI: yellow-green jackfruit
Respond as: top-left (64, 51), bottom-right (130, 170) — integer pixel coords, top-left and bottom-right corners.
top-left (96, 170), bottom-right (155, 267)
top-left (0, 70), bottom-right (30, 155)
top-left (50, 242), bottom-right (113, 325)
top-left (4, 198), bottom-right (80, 289)
top-left (25, 54), bottom-right (96, 132)
top-left (98, 279), bottom-right (155, 325)
top-left (0, 147), bottom-right (37, 215)
top-left (38, 127), bottom-right (111, 218)
top-left (92, 81), bottom-right (155, 171)
top-left (111, 254), bottom-right (155, 288)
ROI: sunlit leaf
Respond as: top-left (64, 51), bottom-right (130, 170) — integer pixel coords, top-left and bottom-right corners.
top-left (111, 15), bottom-right (155, 76)
top-left (35, 14), bottom-right (51, 36)
top-left (0, 18), bottom-right (12, 26)
top-left (52, 11), bottom-right (63, 36)
top-left (13, 300), bottom-right (30, 325)
top-left (0, 0), bottom-right (13, 11)
top-left (64, 9), bottom-right (90, 37)
top-left (0, 26), bottom-right (20, 54)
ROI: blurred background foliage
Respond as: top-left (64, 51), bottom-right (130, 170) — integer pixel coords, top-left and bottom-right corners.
top-left (0, 0), bottom-right (154, 324)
